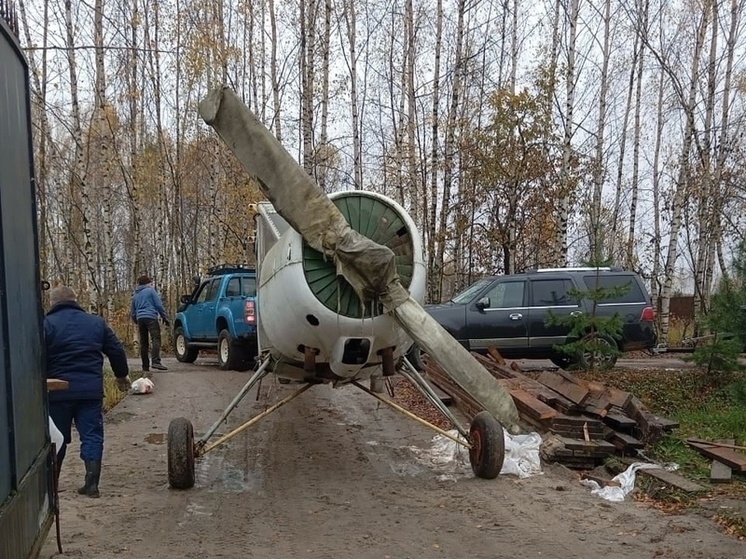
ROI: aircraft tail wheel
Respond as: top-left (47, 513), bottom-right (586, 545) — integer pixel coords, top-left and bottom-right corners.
top-left (469, 411), bottom-right (506, 479)
top-left (168, 417), bottom-right (196, 489)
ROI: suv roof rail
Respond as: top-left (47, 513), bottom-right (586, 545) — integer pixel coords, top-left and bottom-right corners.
top-left (526, 266), bottom-right (625, 273)
top-left (207, 263), bottom-right (254, 276)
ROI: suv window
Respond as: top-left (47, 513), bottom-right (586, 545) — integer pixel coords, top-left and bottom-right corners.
top-left (452, 277), bottom-right (493, 304)
top-left (531, 279), bottom-right (578, 307)
top-left (241, 277), bottom-right (257, 296)
top-left (483, 281), bottom-right (526, 308)
top-left (583, 274), bottom-right (645, 304)
top-left (226, 278), bottom-right (241, 297)
top-left (195, 279), bottom-right (220, 303)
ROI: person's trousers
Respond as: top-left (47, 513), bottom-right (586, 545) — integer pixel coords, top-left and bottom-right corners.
top-left (138, 317), bottom-right (162, 369)
top-left (48, 399), bottom-right (104, 472)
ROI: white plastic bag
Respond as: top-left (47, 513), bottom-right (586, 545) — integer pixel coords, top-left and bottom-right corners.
top-left (501, 431), bottom-right (543, 478)
top-left (130, 377), bottom-right (155, 394)
top-left (49, 416), bottom-right (64, 451)
top-left (580, 462), bottom-right (662, 502)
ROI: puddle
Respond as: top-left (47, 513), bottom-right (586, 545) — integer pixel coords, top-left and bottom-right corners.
top-left (144, 432), bottom-right (165, 444)
top-left (194, 449), bottom-right (264, 494)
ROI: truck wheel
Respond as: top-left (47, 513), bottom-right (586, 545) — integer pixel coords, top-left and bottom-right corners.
top-left (576, 334), bottom-right (618, 370)
top-left (174, 327), bottom-right (198, 363)
top-left (217, 329), bottom-right (240, 370)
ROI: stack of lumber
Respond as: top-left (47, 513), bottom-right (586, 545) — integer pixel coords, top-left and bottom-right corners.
top-left (423, 349), bottom-right (679, 470)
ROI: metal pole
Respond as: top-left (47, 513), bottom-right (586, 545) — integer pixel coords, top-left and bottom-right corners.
top-left (196, 355), bottom-right (272, 449)
top-left (351, 381), bottom-right (470, 449)
top-left (200, 384), bottom-right (313, 455)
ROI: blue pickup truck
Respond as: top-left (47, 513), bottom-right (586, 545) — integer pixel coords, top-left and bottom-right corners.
top-left (173, 265), bottom-right (258, 371)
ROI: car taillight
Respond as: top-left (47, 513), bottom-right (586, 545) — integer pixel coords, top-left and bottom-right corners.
top-left (244, 300), bottom-right (256, 324)
top-left (641, 306), bottom-right (655, 321)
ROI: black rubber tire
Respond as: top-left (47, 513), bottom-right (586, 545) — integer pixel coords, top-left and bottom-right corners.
top-left (174, 327), bottom-right (198, 363)
top-left (217, 329), bottom-right (240, 370)
top-left (549, 353), bottom-right (573, 370)
top-left (405, 343), bottom-right (424, 371)
top-left (576, 334), bottom-right (618, 370)
top-left (468, 411), bottom-right (506, 479)
top-left (167, 417), bottom-right (195, 489)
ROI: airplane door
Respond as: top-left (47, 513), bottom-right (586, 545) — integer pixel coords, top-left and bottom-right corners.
top-left (466, 279), bottom-right (528, 351)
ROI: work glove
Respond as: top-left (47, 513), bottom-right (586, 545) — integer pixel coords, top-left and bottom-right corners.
top-left (115, 376), bottom-right (132, 392)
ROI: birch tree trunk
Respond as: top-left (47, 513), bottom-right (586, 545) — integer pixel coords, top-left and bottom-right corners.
top-left (693, 0), bottom-right (719, 333)
top-left (343, 0), bottom-right (362, 188)
top-left (434, 0), bottom-right (466, 301)
top-left (626, 0), bottom-right (649, 268)
top-left (554, 0), bottom-right (579, 266)
top-left (269, 0), bottom-right (282, 141)
top-left (319, 0), bottom-right (332, 192)
top-left (650, 64), bottom-right (664, 306)
top-left (705, 0), bottom-right (739, 305)
top-left (65, 0), bottom-right (98, 309)
top-left (590, 0), bottom-right (611, 261)
top-left (659, 7), bottom-right (710, 345)
top-left (427, 0), bottom-right (444, 303)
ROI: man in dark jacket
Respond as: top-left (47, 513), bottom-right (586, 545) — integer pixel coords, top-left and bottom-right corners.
top-left (44, 286), bottom-right (130, 498)
top-left (130, 275), bottom-right (170, 372)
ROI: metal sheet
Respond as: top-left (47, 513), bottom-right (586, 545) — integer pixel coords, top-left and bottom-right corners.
top-left (0, 7), bottom-right (54, 558)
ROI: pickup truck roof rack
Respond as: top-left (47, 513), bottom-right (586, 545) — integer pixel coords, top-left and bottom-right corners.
top-left (523, 266), bottom-right (625, 273)
top-left (207, 263), bottom-right (255, 276)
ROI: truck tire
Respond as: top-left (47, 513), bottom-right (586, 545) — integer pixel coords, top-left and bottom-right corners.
top-left (174, 327), bottom-right (199, 363)
top-left (217, 329), bottom-right (240, 371)
top-left (576, 334), bottom-right (618, 370)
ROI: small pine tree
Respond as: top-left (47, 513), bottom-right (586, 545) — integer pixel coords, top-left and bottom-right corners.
top-left (546, 258), bottom-right (629, 371)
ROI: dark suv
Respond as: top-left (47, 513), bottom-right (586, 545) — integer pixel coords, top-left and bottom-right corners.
top-left (416, 267), bottom-right (656, 369)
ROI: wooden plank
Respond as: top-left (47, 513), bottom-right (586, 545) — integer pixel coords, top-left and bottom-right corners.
top-left (685, 440), bottom-right (746, 472)
top-left (603, 412), bottom-right (637, 431)
top-left (46, 378), bottom-right (69, 392)
top-left (510, 388), bottom-right (557, 420)
top-left (636, 467), bottom-right (708, 493)
top-left (537, 371), bottom-right (590, 406)
top-left (486, 346), bottom-right (507, 366)
top-left (607, 431), bottom-right (644, 450)
top-left (710, 460), bottom-right (733, 483)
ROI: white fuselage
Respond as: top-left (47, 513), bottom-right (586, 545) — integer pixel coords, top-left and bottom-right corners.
top-left (256, 191), bottom-right (426, 382)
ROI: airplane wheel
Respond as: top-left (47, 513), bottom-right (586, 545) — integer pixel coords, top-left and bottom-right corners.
top-left (468, 411), bottom-right (506, 479)
top-left (168, 417), bottom-right (195, 489)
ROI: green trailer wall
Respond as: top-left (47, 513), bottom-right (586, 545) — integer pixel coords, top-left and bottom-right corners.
top-left (0, 3), bottom-right (55, 557)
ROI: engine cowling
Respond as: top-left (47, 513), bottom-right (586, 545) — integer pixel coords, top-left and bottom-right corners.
top-left (255, 190), bottom-right (426, 382)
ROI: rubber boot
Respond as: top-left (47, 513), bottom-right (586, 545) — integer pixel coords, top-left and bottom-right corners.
top-left (77, 460), bottom-right (101, 498)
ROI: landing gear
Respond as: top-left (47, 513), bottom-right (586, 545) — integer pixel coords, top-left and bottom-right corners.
top-left (167, 417), bottom-right (195, 489)
top-left (468, 411), bottom-right (505, 479)
top-left (351, 356), bottom-right (507, 480)
top-left (168, 355), bottom-right (311, 489)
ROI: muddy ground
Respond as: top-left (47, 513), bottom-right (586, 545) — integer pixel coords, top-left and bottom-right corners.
top-left (41, 357), bottom-right (744, 559)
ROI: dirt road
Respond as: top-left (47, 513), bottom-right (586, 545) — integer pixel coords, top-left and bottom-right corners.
top-left (41, 358), bottom-right (743, 559)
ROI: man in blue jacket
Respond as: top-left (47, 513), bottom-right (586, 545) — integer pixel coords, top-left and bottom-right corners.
top-left (131, 275), bottom-right (170, 372)
top-left (45, 286), bottom-right (130, 498)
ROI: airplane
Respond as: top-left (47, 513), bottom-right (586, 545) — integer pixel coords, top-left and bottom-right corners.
top-left (166, 87), bottom-right (520, 489)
